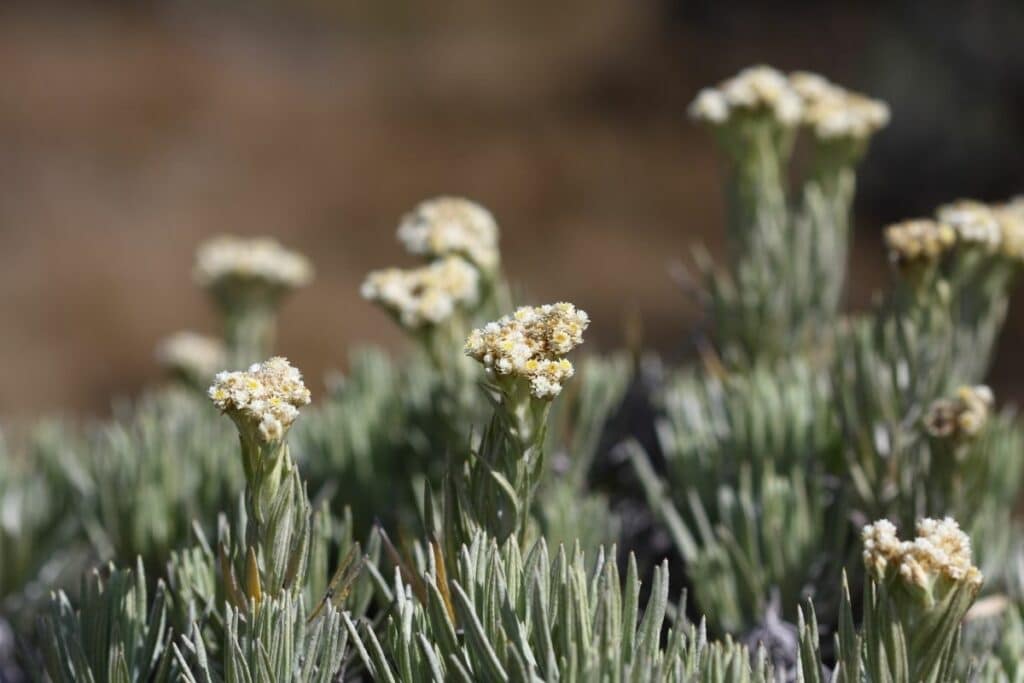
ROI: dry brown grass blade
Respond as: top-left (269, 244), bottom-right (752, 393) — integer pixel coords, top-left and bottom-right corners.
top-left (430, 539), bottom-right (457, 624)
top-left (378, 526), bottom-right (428, 605)
top-left (245, 546), bottom-right (263, 605)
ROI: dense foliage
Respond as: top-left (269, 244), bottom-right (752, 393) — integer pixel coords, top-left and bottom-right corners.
top-left (1, 66), bottom-right (1022, 682)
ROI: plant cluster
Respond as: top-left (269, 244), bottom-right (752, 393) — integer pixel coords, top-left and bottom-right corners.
top-left (0, 64), bottom-right (1022, 682)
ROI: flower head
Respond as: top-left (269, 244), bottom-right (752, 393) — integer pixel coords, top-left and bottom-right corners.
top-left (936, 200), bottom-right (1002, 251)
top-left (688, 65), bottom-right (803, 127)
top-left (993, 196), bottom-right (1024, 260)
top-left (923, 385), bottom-right (994, 439)
top-left (194, 236), bottom-right (313, 298)
top-left (209, 357), bottom-right (311, 444)
top-left (861, 518), bottom-right (902, 577)
top-left (156, 331), bottom-right (227, 382)
top-left (862, 517), bottom-right (982, 591)
top-left (883, 219), bottom-right (956, 267)
top-left (465, 302), bottom-right (589, 399)
top-left (397, 197), bottom-right (500, 271)
top-left (361, 256), bottom-right (480, 328)
top-left (789, 71), bottom-right (889, 140)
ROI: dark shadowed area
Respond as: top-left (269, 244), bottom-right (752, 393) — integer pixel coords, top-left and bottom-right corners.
top-left (1, 0), bottom-right (1022, 416)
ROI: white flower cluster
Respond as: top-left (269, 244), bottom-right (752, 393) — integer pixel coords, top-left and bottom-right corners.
top-left (361, 256), bottom-right (480, 328)
top-left (397, 197), bottom-right (500, 271)
top-left (883, 219), bottom-right (956, 267)
top-left (884, 199), bottom-right (1024, 268)
top-left (194, 236), bottom-right (313, 291)
top-left (789, 71), bottom-right (890, 140)
top-left (465, 303), bottom-right (589, 399)
top-left (690, 67), bottom-right (889, 140)
top-left (862, 517), bottom-right (982, 589)
top-left (156, 331), bottom-right (226, 380)
top-left (994, 197), bottom-right (1024, 260)
top-left (689, 65), bottom-right (803, 126)
top-left (208, 357), bottom-right (312, 443)
top-left (936, 200), bottom-right (1002, 251)
top-left (924, 385), bottom-right (994, 439)
top-left (935, 197), bottom-right (1024, 261)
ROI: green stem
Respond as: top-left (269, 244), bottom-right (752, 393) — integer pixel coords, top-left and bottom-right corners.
top-left (224, 304), bottom-right (277, 369)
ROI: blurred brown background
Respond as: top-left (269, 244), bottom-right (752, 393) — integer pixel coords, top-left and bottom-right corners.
top-left (1, 0), bottom-right (1023, 417)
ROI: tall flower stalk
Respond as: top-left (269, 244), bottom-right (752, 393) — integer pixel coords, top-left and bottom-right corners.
top-left (362, 196), bottom-right (504, 375)
top-left (357, 197), bottom-right (509, 513)
top-left (195, 236), bottom-right (313, 368)
top-left (690, 66), bottom-right (888, 363)
top-left (456, 302), bottom-right (589, 545)
top-left (208, 356), bottom-right (313, 599)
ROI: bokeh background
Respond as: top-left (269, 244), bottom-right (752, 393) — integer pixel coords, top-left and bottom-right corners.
top-left (2, 0), bottom-right (1022, 417)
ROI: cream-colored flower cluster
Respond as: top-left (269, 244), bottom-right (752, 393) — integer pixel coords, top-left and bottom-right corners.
top-left (923, 385), bottom-right (994, 439)
top-left (884, 219), bottom-right (956, 267)
top-left (885, 200), bottom-right (1024, 268)
top-left (936, 200), bottom-right (1002, 251)
top-left (208, 357), bottom-right (311, 443)
top-left (465, 303), bottom-right (589, 399)
top-left (862, 517), bottom-right (982, 589)
top-left (789, 71), bottom-right (890, 140)
top-left (994, 197), bottom-right (1024, 260)
top-left (194, 236), bottom-right (313, 292)
top-left (689, 65), bottom-right (803, 126)
top-left (156, 331), bottom-right (226, 380)
top-left (689, 66), bottom-right (889, 138)
top-left (397, 197), bottom-right (500, 271)
top-left (361, 256), bottom-right (480, 328)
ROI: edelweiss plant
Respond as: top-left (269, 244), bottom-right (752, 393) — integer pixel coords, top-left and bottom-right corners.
top-left (361, 256), bottom-right (481, 331)
top-left (170, 356), bottom-right (358, 680)
top-left (362, 197), bottom-right (507, 379)
top-left (353, 198), bottom-right (506, 517)
top-left (207, 357), bottom-right (313, 596)
top-left (195, 236), bottom-right (313, 367)
top-left (799, 517), bottom-right (983, 683)
top-left (882, 198), bottom-right (1024, 385)
top-left (456, 302), bottom-right (589, 544)
top-left (939, 198), bottom-right (1024, 383)
top-left (7, 58), bottom-right (1024, 683)
top-left (303, 200), bottom-right (626, 558)
top-left (362, 255), bottom-right (482, 378)
top-left (689, 65), bottom-right (888, 362)
top-left (631, 66), bottom-right (1023, 673)
top-left (155, 330), bottom-right (228, 390)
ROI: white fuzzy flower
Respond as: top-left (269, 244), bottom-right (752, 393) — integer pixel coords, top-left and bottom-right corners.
top-left (465, 303), bottom-right (588, 400)
top-left (924, 384), bottom-right (994, 439)
top-left (994, 197), bottom-right (1024, 260)
top-left (397, 197), bottom-right (500, 271)
top-left (688, 88), bottom-right (729, 124)
top-left (883, 219), bottom-right (956, 267)
top-left (789, 71), bottom-right (889, 140)
top-left (156, 331), bottom-right (227, 381)
top-left (208, 356), bottom-right (311, 443)
top-left (194, 235), bottom-right (313, 293)
top-left (937, 200), bottom-right (1002, 250)
top-left (862, 518), bottom-right (902, 577)
top-left (362, 256), bottom-right (480, 329)
top-left (861, 517), bottom-right (982, 590)
top-left (689, 65), bottom-right (803, 127)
